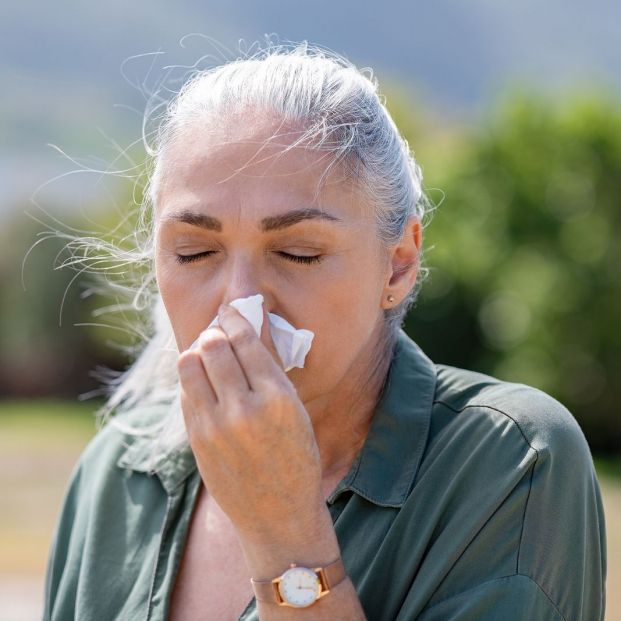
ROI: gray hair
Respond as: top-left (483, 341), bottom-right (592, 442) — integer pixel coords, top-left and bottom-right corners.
top-left (62, 42), bottom-right (432, 462)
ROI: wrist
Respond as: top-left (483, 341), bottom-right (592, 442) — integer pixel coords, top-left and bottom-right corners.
top-left (237, 503), bottom-right (339, 579)
top-left (251, 556), bottom-right (348, 608)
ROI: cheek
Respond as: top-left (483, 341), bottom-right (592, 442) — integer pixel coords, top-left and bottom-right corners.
top-left (156, 254), bottom-right (186, 317)
top-left (295, 265), bottom-right (383, 374)
top-left (155, 253), bottom-right (218, 350)
top-left (306, 253), bottom-right (384, 326)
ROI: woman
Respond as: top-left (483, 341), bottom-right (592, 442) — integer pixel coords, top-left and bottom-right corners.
top-left (44, 44), bottom-right (606, 620)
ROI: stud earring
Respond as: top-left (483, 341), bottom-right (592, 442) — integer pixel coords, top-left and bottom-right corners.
top-left (387, 294), bottom-right (395, 303)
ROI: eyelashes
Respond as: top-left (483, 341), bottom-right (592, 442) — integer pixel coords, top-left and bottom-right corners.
top-left (175, 251), bottom-right (323, 266)
top-left (281, 253), bottom-right (323, 265)
top-left (175, 251), bottom-right (214, 264)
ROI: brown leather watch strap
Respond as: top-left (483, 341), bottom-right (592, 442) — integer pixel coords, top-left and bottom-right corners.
top-left (317, 557), bottom-right (347, 592)
top-left (251, 557), bottom-right (347, 604)
top-left (251, 577), bottom-right (282, 604)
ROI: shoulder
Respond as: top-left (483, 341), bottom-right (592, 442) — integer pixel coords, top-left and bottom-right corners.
top-left (76, 405), bottom-right (168, 474)
top-left (47, 403), bottom-right (172, 560)
top-left (432, 364), bottom-right (593, 467)
top-left (57, 404), bottom-right (173, 512)
top-left (422, 365), bottom-right (606, 619)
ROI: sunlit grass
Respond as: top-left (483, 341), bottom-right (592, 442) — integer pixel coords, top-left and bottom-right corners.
top-left (0, 398), bottom-right (102, 431)
top-left (0, 399), bottom-right (99, 575)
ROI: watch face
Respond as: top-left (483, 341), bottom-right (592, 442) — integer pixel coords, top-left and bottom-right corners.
top-left (278, 566), bottom-right (321, 608)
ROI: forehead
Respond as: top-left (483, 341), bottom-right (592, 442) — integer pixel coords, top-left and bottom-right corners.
top-left (154, 112), bottom-right (373, 224)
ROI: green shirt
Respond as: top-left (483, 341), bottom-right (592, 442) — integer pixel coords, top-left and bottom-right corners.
top-left (44, 329), bottom-right (607, 620)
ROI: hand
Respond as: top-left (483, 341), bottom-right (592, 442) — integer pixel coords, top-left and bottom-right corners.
top-left (177, 302), bottom-right (324, 544)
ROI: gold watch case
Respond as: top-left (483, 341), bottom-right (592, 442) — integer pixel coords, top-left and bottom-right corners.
top-left (251, 557), bottom-right (346, 608)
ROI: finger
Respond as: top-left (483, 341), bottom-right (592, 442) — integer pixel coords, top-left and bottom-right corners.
top-left (259, 303), bottom-right (285, 372)
top-left (177, 349), bottom-right (218, 429)
top-left (217, 304), bottom-right (284, 391)
top-left (196, 325), bottom-right (252, 400)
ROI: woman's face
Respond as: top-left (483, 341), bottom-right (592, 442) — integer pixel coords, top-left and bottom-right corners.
top-left (154, 114), bottom-right (399, 405)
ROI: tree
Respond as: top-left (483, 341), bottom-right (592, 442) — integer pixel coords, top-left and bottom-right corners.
top-left (398, 92), bottom-right (621, 453)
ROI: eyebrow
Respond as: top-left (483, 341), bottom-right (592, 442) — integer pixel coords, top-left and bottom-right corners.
top-left (161, 207), bottom-right (344, 232)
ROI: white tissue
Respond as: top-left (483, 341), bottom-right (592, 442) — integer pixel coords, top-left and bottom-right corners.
top-left (190, 294), bottom-right (314, 372)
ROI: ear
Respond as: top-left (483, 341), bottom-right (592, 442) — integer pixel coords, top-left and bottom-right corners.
top-left (382, 217), bottom-right (422, 308)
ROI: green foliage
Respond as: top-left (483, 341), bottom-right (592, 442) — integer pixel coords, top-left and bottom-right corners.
top-left (399, 92), bottom-right (621, 453)
top-left (0, 210), bottom-right (133, 398)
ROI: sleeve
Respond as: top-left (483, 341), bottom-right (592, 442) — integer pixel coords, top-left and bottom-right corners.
top-left (42, 407), bottom-right (167, 620)
top-left (416, 574), bottom-right (565, 620)
top-left (417, 390), bottom-right (606, 621)
top-left (42, 418), bottom-right (124, 620)
top-left (42, 460), bottom-right (85, 621)
top-left (512, 396), bottom-right (607, 621)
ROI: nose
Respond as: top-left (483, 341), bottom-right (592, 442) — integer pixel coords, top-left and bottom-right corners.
top-left (220, 255), bottom-right (270, 310)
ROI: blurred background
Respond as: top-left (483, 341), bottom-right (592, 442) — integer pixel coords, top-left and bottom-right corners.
top-left (1, 1), bottom-right (619, 618)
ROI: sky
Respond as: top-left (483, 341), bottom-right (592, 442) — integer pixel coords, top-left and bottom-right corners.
top-left (1, 0), bottom-right (619, 213)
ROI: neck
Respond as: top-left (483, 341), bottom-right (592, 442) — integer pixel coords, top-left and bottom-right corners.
top-left (304, 324), bottom-right (395, 480)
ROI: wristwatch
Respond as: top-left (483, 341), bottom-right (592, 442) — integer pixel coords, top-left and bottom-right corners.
top-left (250, 557), bottom-right (346, 608)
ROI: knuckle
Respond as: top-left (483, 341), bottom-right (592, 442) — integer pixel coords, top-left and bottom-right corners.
top-left (177, 351), bottom-right (199, 376)
top-left (229, 327), bottom-right (256, 349)
top-left (228, 411), bottom-right (253, 435)
top-left (186, 410), bottom-right (220, 442)
top-left (254, 386), bottom-right (288, 412)
top-left (199, 332), bottom-right (228, 354)
top-left (246, 390), bottom-right (268, 411)
top-left (227, 395), bottom-right (259, 423)
top-left (270, 392), bottom-right (291, 413)
top-left (264, 380), bottom-right (288, 399)
top-left (234, 393), bottom-right (254, 412)
top-left (201, 421), bottom-right (223, 443)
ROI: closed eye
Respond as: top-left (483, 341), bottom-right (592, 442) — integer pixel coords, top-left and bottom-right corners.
top-left (175, 251), bottom-right (216, 264)
top-left (278, 252), bottom-right (323, 265)
top-left (175, 251), bottom-right (323, 265)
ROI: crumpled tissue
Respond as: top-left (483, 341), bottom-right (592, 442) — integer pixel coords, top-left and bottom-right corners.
top-left (190, 293), bottom-right (314, 372)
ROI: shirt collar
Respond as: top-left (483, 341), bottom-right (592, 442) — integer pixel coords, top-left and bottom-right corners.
top-left (117, 328), bottom-right (436, 504)
top-left (326, 329), bottom-right (437, 508)
top-left (116, 434), bottom-right (197, 496)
